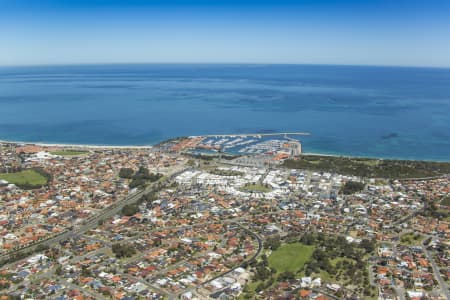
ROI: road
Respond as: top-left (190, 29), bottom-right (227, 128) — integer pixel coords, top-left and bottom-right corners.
top-left (199, 222), bottom-right (263, 288)
top-left (0, 165), bottom-right (187, 266)
top-left (422, 240), bottom-right (450, 300)
top-left (311, 288), bottom-right (340, 300)
top-left (367, 260), bottom-right (376, 287)
top-left (392, 279), bottom-right (406, 300)
top-left (183, 222), bottom-right (263, 299)
top-left (60, 278), bottom-right (109, 300)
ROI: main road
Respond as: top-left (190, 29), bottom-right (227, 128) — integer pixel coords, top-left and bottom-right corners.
top-left (422, 237), bottom-right (450, 300)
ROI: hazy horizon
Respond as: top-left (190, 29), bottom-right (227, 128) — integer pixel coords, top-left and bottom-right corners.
top-left (1, 0), bottom-right (450, 68)
top-left (1, 62), bottom-right (450, 70)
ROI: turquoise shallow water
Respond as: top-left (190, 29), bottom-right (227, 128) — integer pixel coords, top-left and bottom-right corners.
top-left (0, 64), bottom-right (449, 161)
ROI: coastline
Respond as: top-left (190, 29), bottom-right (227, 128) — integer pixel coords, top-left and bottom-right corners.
top-left (1, 138), bottom-right (450, 163)
top-left (0, 139), bottom-right (152, 150)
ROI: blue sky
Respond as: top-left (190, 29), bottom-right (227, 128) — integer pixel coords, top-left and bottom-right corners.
top-left (1, 0), bottom-right (449, 67)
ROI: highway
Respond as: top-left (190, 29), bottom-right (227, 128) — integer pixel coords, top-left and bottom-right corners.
top-left (0, 165), bottom-right (187, 266)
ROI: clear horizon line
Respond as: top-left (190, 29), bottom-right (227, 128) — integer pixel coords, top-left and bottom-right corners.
top-left (1, 61), bottom-right (450, 70)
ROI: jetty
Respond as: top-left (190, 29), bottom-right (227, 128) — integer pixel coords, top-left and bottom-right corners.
top-left (198, 132), bottom-right (310, 138)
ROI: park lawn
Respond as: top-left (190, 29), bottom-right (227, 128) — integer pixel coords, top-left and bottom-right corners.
top-left (0, 170), bottom-right (47, 186)
top-left (268, 243), bottom-right (315, 275)
top-left (50, 150), bottom-right (88, 156)
top-left (242, 243), bottom-right (315, 296)
top-left (240, 184), bottom-right (272, 193)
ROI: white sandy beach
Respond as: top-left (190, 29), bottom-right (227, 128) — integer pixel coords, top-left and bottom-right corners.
top-left (0, 139), bottom-right (153, 150)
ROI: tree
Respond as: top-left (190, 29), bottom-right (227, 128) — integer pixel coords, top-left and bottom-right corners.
top-left (300, 233), bottom-right (316, 245)
top-left (278, 271), bottom-right (295, 281)
top-left (121, 204), bottom-right (139, 216)
top-left (118, 168), bottom-right (134, 179)
top-left (128, 167), bottom-right (163, 189)
top-left (81, 265), bottom-right (91, 277)
top-left (136, 166), bottom-right (150, 178)
top-left (264, 235), bottom-right (281, 251)
top-left (55, 264), bottom-right (63, 276)
top-left (255, 282), bottom-right (265, 292)
top-left (360, 238), bottom-right (376, 253)
top-left (340, 181), bottom-right (365, 195)
top-left (111, 243), bottom-right (136, 258)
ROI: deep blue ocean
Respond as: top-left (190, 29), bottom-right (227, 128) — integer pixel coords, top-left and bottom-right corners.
top-left (0, 64), bottom-right (449, 161)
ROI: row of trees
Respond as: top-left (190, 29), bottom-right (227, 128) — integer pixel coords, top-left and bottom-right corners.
top-left (249, 253), bottom-right (276, 282)
top-left (120, 189), bottom-right (161, 216)
top-left (264, 235), bottom-right (281, 251)
top-left (0, 244), bottom-right (49, 267)
top-left (0, 165), bottom-right (21, 174)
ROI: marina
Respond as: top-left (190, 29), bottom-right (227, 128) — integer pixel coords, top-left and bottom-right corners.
top-left (187, 133), bottom-right (304, 157)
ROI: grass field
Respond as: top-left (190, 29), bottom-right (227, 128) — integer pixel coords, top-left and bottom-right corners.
top-left (0, 170), bottom-right (48, 187)
top-left (268, 243), bottom-right (315, 274)
top-left (240, 184), bottom-right (272, 193)
top-left (50, 150), bottom-right (88, 156)
top-left (239, 243), bottom-right (315, 298)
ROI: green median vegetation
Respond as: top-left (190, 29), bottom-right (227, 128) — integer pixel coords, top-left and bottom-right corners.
top-left (0, 169), bottom-right (49, 189)
top-left (283, 155), bottom-right (450, 179)
top-left (121, 204), bottom-right (139, 216)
